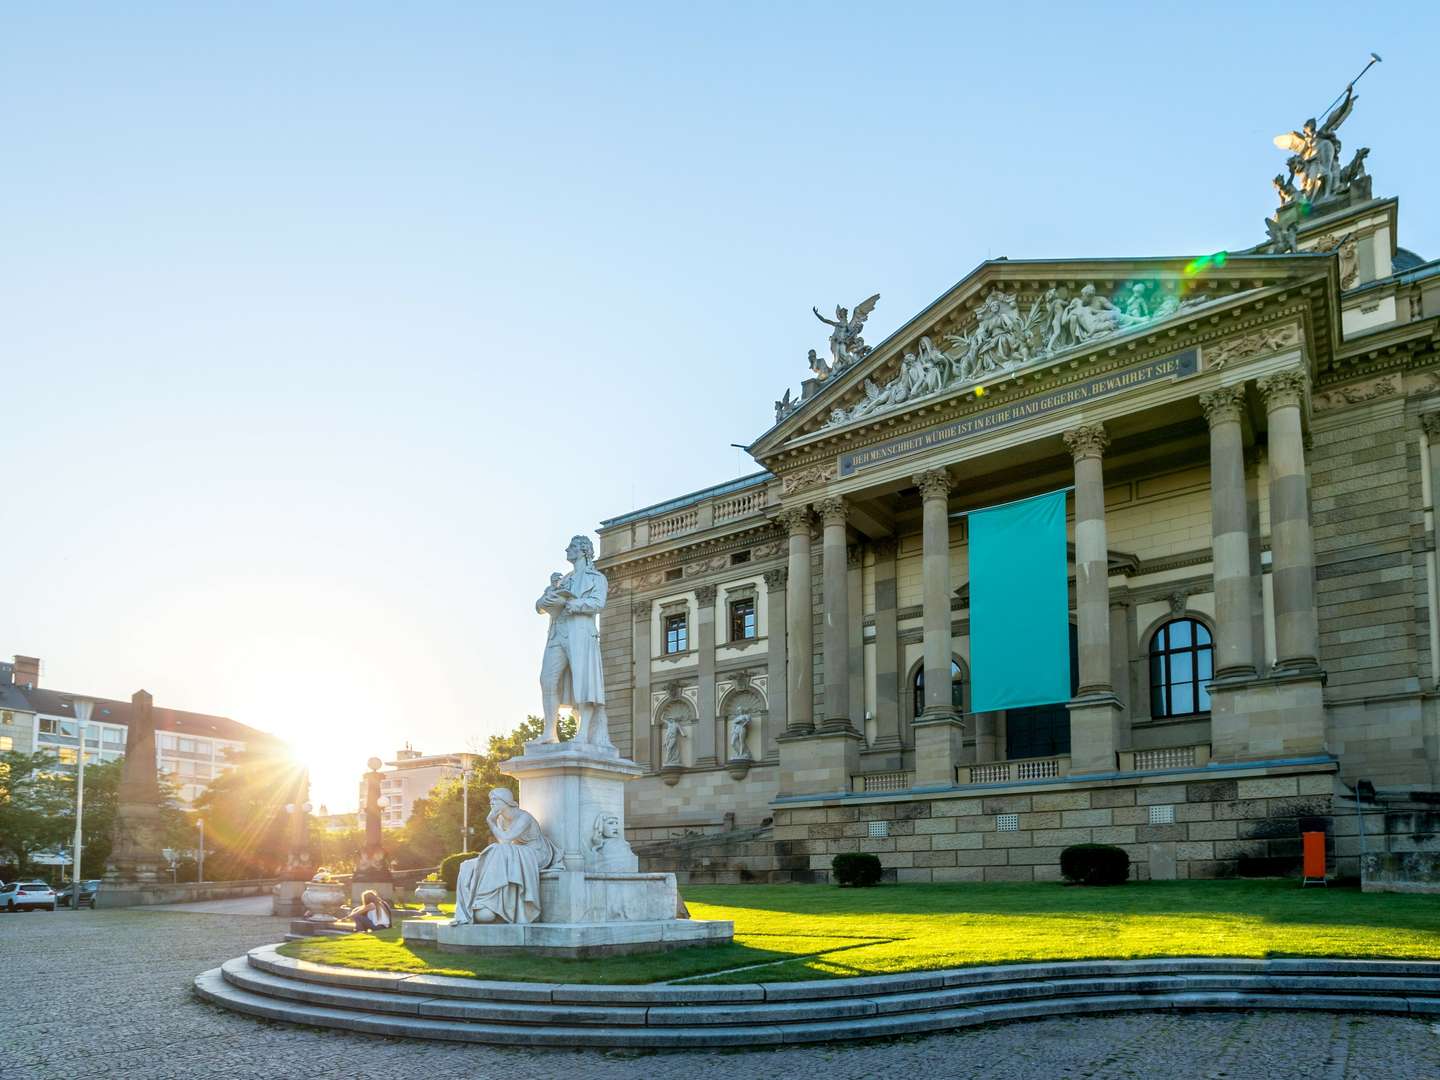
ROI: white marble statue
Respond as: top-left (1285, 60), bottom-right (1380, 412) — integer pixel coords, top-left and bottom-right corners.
top-left (661, 714), bottom-right (686, 767)
top-left (537, 534), bottom-right (612, 747)
top-left (451, 788), bottom-right (561, 925)
top-left (728, 713), bottom-right (753, 761)
top-left (813, 294), bottom-right (881, 371)
top-left (586, 811), bottom-right (638, 871)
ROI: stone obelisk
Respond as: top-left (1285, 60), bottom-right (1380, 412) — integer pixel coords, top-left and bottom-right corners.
top-left (97, 690), bottom-right (170, 906)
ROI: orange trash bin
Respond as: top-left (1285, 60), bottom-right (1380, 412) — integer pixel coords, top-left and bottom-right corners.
top-left (1302, 830), bottom-right (1327, 886)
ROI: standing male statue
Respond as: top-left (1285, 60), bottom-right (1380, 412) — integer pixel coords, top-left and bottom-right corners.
top-left (537, 534), bottom-right (612, 748)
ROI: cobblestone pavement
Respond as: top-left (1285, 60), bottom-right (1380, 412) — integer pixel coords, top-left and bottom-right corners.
top-left (4, 908), bottom-right (1439, 1080)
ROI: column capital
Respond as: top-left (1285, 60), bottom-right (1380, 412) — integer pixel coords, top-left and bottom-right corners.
top-left (777, 506), bottom-right (813, 536)
top-left (817, 496), bottom-right (850, 527)
top-left (694, 584), bottom-right (718, 606)
top-left (1199, 384), bottom-right (1247, 427)
top-left (1063, 422), bottom-right (1109, 461)
top-left (1257, 367), bottom-right (1308, 411)
top-left (762, 567), bottom-right (788, 590)
top-left (912, 468), bottom-right (953, 501)
top-left (633, 599), bottom-right (652, 622)
top-left (1422, 412), bottom-right (1440, 439)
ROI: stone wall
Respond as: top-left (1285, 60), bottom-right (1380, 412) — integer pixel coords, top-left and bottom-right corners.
top-left (769, 768), bottom-right (1339, 884)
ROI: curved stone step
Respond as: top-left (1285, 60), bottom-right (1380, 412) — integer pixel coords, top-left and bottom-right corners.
top-left (195, 949), bottom-right (1440, 1049)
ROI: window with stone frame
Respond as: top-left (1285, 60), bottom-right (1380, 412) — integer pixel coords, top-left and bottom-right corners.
top-left (664, 612), bottom-right (688, 654)
top-left (1149, 617), bottom-right (1213, 718)
top-left (728, 596), bottom-right (757, 641)
top-left (912, 659), bottom-right (965, 718)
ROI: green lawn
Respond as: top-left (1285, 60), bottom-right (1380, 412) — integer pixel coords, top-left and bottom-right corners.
top-left (277, 880), bottom-right (1440, 985)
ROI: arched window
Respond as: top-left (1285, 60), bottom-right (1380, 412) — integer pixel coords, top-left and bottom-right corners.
top-left (1149, 618), bottom-right (1213, 718)
top-left (913, 660), bottom-right (965, 718)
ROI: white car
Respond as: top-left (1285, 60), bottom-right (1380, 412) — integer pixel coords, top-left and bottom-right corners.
top-left (0, 880), bottom-right (57, 912)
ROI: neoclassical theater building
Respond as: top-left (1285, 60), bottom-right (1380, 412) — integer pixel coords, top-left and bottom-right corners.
top-left (595, 104), bottom-right (1440, 883)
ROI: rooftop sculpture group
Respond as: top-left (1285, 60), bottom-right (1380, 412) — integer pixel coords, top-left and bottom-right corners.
top-left (1271, 54), bottom-right (1379, 211)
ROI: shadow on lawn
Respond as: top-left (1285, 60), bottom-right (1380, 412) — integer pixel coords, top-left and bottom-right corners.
top-left (682, 880), bottom-right (1440, 933)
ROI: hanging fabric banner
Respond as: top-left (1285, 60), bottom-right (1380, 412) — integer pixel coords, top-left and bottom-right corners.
top-left (968, 488), bottom-right (1071, 713)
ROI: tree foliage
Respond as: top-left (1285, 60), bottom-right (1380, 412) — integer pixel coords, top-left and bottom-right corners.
top-left (401, 715), bottom-right (574, 867)
top-left (0, 752), bottom-right (75, 876)
top-left (188, 739), bottom-right (304, 880)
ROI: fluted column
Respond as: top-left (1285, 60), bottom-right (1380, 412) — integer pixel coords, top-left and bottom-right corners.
top-left (632, 600), bottom-right (653, 767)
top-left (818, 496), bottom-right (853, 732)
top-left (695, 584), bottom-right (719, 766)
top-left (1258, 369), bottom-right (1320, 672)
top-left (914, 469), bottom-right (957, 719)
top-left (1064, 424), bottom-right (1113, 696)
top-left (1200, 385), bottom-right (1259, 679)
top-left (780, 507), bottom-right (815, 734)
top-left (763, 567), bottom-right (788, 759)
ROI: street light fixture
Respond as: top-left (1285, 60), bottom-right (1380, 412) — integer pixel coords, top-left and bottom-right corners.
top-left (71, 698), bottom-right (94, 908)
top-left (196, 817), bottom-right (205, 883)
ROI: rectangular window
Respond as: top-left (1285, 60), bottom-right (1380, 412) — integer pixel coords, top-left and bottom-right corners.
top-left (57, 747), bottom-right (77, 765)
top-left (0, 735), bottom-right (12, 751)
top-left (730, 550), bottom-right (751, 565)
top-left (664, 614), bottom-right (688, 654)
top-left (158, 733), bottom-right (176, 750)
top-left (102, 728), bottom-right (125, 748)
top-left (664, 568), bottom-right (683, 582)
top-left (178, 738), bottom-right (195, 754)
top-left (729, 597), bottom-right (757, 641)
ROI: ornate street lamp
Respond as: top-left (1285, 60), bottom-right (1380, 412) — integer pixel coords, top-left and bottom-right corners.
top-left (70, 698), bottom-right (94, 906)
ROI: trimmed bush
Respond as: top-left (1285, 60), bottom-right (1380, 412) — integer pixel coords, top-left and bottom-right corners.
top-left (1060, 843), bottom-right (1131, 885)
top-left (439, 851), bottom-right (479, 891)
top-left (831, 852), bottom-right (883, 887)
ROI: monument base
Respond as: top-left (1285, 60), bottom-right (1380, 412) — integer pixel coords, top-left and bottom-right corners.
top-left (403, 916), bottom-right (733, 958)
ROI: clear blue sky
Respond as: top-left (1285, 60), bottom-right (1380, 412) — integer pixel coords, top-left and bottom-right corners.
top-left (5, 3), bottom-right (1435, 808)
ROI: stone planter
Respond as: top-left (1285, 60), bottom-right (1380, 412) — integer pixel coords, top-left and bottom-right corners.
top-left (301, 881), bottom-right (346, 922)
top-left (413, 879), bottom-right (447, 916)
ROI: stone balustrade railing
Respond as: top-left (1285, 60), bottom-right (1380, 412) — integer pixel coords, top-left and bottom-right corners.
top-left (851, 771), bottom-right (913, 793)
top-left (650, 508), bottom-right (700, 541)
top-left (1119, 744), bottom-right (1211, 773)
top-left (714, 489), bottom-right (767, 523)
top-left (956, 755), bottom-right (1072, 786)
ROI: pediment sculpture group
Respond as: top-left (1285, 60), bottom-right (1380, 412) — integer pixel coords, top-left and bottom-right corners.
top-left (795, 281), bottom-right (1210, 431)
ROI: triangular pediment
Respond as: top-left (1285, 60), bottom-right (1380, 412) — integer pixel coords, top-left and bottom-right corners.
top-left (751, 253), bottom-right (1338, 463)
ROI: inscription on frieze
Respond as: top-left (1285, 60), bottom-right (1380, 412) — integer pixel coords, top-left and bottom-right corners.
top-left (838, 348), bottom-right (1197, 476)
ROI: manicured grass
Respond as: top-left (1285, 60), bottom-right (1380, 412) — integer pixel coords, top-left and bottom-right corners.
top-left (277, 880), bottom-right (1440, 986)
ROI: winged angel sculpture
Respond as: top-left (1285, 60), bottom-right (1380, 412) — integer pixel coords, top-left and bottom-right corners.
top-left (812, 293), bottom-right (881, 377)
top-left (1272, 85), bottom-right (1368, 206)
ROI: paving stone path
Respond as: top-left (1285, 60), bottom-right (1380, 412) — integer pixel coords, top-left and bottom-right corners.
top-left (4, 907), bottom-right (1439, 1079)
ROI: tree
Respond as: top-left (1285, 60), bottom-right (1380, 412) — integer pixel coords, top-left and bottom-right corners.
top-left (0, 752), bottom-right (74, 876)
top-left (401, 715), bottom-right (574, 866)
top-left (188, 738), bottom-right (303, 880)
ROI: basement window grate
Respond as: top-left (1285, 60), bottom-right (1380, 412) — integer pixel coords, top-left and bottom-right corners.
top-left (1148, 805), bottom-right (1176, 825)
top-left (867, 820), bottom-right (889, 839)
top-left (996, 814), bottom-right (1019, 832)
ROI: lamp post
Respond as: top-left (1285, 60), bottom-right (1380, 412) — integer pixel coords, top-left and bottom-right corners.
top-left (196, 818), bottom-right (205, 883)
top-left (460, 753), bottom-right (474, 852)
top-left (71, 698), bottom-right (94, 905)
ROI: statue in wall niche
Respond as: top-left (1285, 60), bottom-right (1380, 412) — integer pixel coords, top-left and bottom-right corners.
top-left (728, 713), bottom-right (753, 762)
top-left (536, 534), bottom-right (612, 747)
top-left (451, 788), bottom-right (561, 926)
top-left (661, 714), bottom-right (687, 767)
top-left (813, 293), bottom-right (881, 371)
top-left (586, 811), bottom-right (638, 871)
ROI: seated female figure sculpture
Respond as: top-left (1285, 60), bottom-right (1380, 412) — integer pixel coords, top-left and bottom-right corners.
top-left (451, 788), bottom-right (561, 925)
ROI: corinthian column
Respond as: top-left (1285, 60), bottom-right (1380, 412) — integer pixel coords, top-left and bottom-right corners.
top-left (779, 507), bottom-right (815, 734)
top-left (1258, 369), bottom-right (1320, 672)
top-left (817, 497), bottom-right (853, 732)
top-left (914, 470), bottom-right (957, 720)
top-left (1200, 385), bottom-right (1258, 679)
top-left (1064, 423), bottom-right (1113, 696)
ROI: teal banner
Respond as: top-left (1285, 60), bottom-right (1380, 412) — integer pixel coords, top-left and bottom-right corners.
top-left (968, 489), bottom-right (1071, 713)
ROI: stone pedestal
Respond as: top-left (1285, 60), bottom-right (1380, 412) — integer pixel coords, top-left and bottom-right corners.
top-left (1067, 694), bottom-right (1125, 774)
top-left (502, 741), bottom-right (643, 869)
top-left (778, 728), bottom-right (862, 797)
top-left (912, 716), bottom-right (966, 787)
top-left (272, 880), bottom-right (308, 918)
top-left (407, 740), bottom-right (732, 956)
top-left (1208, 671), bottom-right (1327, 761)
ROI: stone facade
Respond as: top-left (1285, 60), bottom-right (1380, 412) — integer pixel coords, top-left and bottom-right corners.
top-left (596, 172), bottom-right (1440, 885)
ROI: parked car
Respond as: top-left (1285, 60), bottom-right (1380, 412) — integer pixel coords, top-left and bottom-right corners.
top-left (0, 880), bottom-right (57, 912)
top-left (56, 880), bottom-right (102, 909)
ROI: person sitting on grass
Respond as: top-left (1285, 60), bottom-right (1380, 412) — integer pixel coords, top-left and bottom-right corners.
top-left (346, 890), bottom-right (393, 933)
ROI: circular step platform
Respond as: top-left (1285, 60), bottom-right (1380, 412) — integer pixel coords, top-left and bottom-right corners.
top-left (195, 945), bottom-right (1440, 1049)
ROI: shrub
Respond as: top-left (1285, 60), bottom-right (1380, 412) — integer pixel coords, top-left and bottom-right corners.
top-left (831, 852), bottom-right (883, 887)
top-left (439, 851), bottom-right (478, 890)
top-left (1060, 843), bottom-right (1130, 885)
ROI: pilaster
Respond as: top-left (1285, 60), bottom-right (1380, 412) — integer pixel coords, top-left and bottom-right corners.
top-left (694, 584), bottom-right (718, 766)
